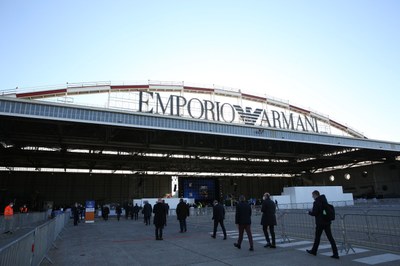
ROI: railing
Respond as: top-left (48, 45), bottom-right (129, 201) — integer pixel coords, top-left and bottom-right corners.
top-left (190, 207), bottom-right (400, 252)
top-left (0, 212), bottom-right (48, 233)
top-left (0, 212), bottom-right (70, 266)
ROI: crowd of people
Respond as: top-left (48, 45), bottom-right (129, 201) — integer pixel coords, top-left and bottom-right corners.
top-left (3, 190), bottom-right (338, 260)
top-left (68, 190), bottom-right (338, 260)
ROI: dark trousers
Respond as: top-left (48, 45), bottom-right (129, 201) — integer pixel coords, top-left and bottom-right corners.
top-left (312, 224), bottom-right (338, 255)
top-left (213, 219), bottom-right (227, 237)
top-left (74, 215), bottom-right (79, 226)
top-left (263, 225), bottom-right (275, 245)
top-left (179, 219), bottom-right (187, 232)
top-left (155, 227), bottom-right (163, 239)
top-left (134, 213), bottom-right (138, 220)
top-left (117, 213), bottom-right (121, 221)
top-left (144, 216), bottom-right (151, 225)
top-left (237, 224), bottom-right (253, 247)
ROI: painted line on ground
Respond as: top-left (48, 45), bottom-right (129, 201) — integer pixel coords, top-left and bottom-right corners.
top-left (297, 244), bottom-right (332, 252)
top-left (257, 239), bottom-right (294, 245)
top-left (353, 254), bottom-right (400, 265)
top-left (320, 247), bottom-right (369, 257)
top-left (277, 240), bottom-right (313, 248)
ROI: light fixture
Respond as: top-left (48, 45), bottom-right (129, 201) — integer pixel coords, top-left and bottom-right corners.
top-left (329, 175), bottom-right (335, 182)
top-left (362, 171), bottom-right (368, 178)
top-left (344, 173), bottom-right (351, 180)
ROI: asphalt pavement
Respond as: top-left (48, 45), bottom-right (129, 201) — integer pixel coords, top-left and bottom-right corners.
top-left (40, 214), bottom-right (400, 266)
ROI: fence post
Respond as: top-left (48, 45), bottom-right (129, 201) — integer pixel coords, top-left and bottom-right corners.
top-left (364, 209), bottom-right (377, 241)
top-left (278, 211), bottom-right (290, 243)
top-left (339, 214), bottom-right (355, 254)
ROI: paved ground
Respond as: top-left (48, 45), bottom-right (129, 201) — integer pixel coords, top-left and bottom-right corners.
top-left (40, 215), bottom-right (400, 266)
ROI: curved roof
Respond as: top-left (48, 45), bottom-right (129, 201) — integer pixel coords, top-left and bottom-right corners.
top-left (1, 80), bottom-right (365, 138)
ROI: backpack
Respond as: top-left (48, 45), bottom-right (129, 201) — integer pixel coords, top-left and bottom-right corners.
top-left (323, 203), bottom-right (335, 221)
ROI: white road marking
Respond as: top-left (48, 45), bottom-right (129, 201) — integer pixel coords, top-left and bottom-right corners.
top-left (277, 240), bottom-right (313, 248)
top-left (320, 247), bottom-right (369, 257)
top-left (353, 253), bottom-right (400, 265)
top-left (297, 244), bottom-right (332, 252)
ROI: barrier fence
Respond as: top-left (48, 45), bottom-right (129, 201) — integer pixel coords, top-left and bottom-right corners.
top-left (2, 207), bottom-right (398, 264)
top-left (0, 212), bottom-right (48, 233)
top-left (0, 212), bottom-right (70, 266)
top-left (189, 207), bottom-right (400, 253)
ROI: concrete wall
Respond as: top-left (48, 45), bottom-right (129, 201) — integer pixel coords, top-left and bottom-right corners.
top-left (307, 161), bottom-right (400, 198)
top-left (0, 172), bottom-right (171, 210)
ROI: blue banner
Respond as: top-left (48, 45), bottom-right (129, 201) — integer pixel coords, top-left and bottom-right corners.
top-left (85, 200), bottom-right (95, 208)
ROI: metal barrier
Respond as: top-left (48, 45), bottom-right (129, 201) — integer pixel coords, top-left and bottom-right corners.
top-left (0, 212), bottom-right (48, 233)
top-left (0, 231), bottom-right (35, 266)
top-left (190, 207), bottom-right (400, 252)
top-left (341, 213), bottom-right (400, 252)
top-left (0, 212), bottom-right (70, 266)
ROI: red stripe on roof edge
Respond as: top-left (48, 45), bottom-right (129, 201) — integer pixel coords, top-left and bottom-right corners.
top-left (183, 86), bottom-right (214, 92)
top-left (17, 89), bottom-right (67, 98)
top-left (111, 85), bottom-right (149, 90)
top-left (241, 93), bottom-right (266, 101)
top-left (289, 105), bottom-right (310, 114)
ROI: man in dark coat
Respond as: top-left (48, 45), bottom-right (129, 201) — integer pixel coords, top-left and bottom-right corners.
top-left (133, 203), bottom-right (140, 220)
top-left (163, 200), bottom-right (169, 226)
top-left (176, 198), bottom-right (189, 233)
top-left (142, 201), bottom-right (152, 225)
top-left (72, 202), bottom-right (79, 226)
top-left (261, 192), bottom-right (277, 248)
top-left (127, 203), bottom-right (133, 220)
top-left (307, 190), bottom-right (339, 259)
top-left (211, 200), bottom-right (227, 239)
top-left (234, 195), bottom-right (254, 251)
top-left (153, 198), bottom-right (167, 240)
top-left (102, 205), bottom-right (110, 221)
top-left (116, 204), bottom-right (122, 221)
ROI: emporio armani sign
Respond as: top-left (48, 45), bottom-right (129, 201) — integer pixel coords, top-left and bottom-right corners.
top-left (138, 91), bottom-right (319, 133)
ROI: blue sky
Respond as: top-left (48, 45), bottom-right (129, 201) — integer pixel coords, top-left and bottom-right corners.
top-left (1, 1), bottom-right (399, 141)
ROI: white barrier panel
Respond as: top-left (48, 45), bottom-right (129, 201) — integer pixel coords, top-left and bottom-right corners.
top-left (272, 186), bottom-right (354, 209)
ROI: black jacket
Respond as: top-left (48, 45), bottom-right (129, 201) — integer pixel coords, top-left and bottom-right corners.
top-left (260, 199), bottom-right (277, 226)
top-left (142, 203), bottom-right (152, 217)
top-left (235, 201), bottom-right (252, 225)
top-left (308, 194), bottom-right (330, 226)
top-left (153, 202), bottom-right (167, 227)
top-left (176, 202), bottom-right (189, 220)
top-left (212, 203), bottom-right (225, 221)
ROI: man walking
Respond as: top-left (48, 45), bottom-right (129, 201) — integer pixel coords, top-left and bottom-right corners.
top-left (116, 204), bottom-right (122, 221)
top-left (142, 201), bottom-right (152, 226)
top-left (307, 190), bottom-right (339, 259)
top-left (211, 200), bottom-right (227, 240)
top-left (176, 198), bottom-right (189, 233)
top-left (133, 203), bottom-right (140, 220)
top-left (261, 193), bottom-right (277, 248)
top-left (153, 198), bottom-right (167, 240)
top-left (234, 195), bottom-right (254, 251)
top-left (72, 202), bottom-right (79, 226)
